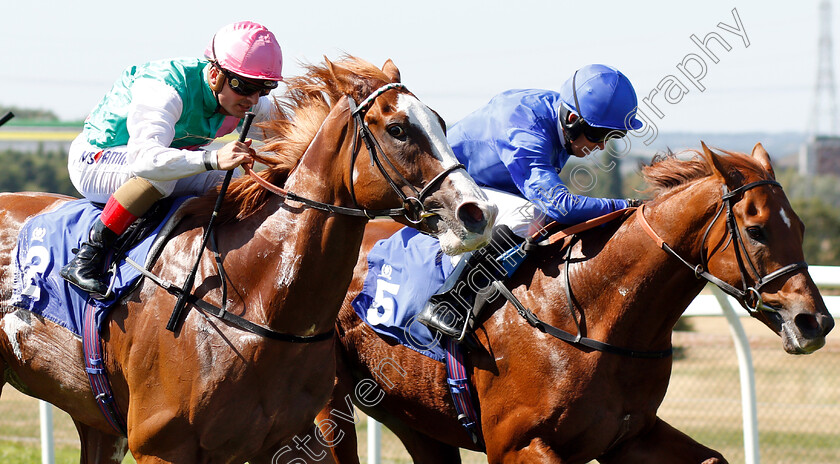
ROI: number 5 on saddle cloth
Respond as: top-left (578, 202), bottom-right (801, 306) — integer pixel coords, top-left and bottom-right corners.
top-left (351, 225), bottom-right (527, 361)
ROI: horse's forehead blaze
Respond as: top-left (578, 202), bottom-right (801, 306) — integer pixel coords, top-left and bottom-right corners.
top-left (745, 188), bottom-right (797, 232)
top-left (779, 207), bottom-right (792, 229)
top-left (395, 93), bottom-right (487, 201)
top-left (395, 93), bottom-right (454, 166)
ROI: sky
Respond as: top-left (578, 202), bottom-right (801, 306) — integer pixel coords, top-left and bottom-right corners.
top-left (0, 0), bottom-right (828, 135)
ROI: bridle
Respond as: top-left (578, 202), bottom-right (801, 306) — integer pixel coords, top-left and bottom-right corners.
top-left (500, 177), bottom-right (805, 359)
top-left (244, 82), bottom-right (465, 223)
top-left (637, 179), bottom-right (808, 315)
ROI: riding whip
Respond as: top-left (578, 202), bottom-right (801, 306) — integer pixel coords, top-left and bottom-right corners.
top-left (166, 112), bottom-right (255, 332)
top-left (0, 111), bottom-right (14, 127)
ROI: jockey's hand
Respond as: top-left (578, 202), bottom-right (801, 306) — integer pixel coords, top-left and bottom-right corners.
top-left (626, 198), bottom-right (644, 208)
top-left (216, 139), bottom-right (255, 171)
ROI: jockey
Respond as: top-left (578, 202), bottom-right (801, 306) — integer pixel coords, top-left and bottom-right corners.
top-left (60, 20), bottom-right (284, 298)
top-left (419, 63), bottom-right (644, 338)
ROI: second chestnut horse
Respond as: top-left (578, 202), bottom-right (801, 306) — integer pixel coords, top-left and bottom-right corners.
top-left (317, 143), bottom-right (833, 463)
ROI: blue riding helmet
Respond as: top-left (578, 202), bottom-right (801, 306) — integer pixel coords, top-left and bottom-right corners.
top-left (559, 64), bottom-right (643, 131)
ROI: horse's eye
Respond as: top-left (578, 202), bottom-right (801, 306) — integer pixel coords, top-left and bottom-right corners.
top-left (387, 124), bottom-right (406, 140)
top-left (746, 226), bottom-right (766, 242)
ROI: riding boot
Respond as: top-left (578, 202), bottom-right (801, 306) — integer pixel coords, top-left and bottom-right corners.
top-left (60, 219), bottom-right (118, 297)
top-left (60, 177), bottom-right (163, 299)
top-left (418, 225), bottom-right (524, 339)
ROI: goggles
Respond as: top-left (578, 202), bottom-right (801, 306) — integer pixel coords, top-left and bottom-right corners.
top-left (581, 122), bottom-right (626, 144)
top-left (220, 68), bottom-right (277, 97)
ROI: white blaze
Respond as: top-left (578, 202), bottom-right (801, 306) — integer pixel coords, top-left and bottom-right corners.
top-left (396, 94), bottom-right (486, 200)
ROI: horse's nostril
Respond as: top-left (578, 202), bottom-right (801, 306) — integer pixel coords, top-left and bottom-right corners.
top-left (794, 313), bottom-right (821, 337)
top-left (457, 202), bottom-right (487, 233)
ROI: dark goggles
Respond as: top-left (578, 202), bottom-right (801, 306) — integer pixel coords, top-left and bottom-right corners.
top-left (581, 122), bottom-right (627, 144)
top-left (221, 69), bottom-right (277, 97)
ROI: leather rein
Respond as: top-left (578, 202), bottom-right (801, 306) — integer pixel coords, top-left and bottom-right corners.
top-left (144, 83), bottom-right (464, 342)
top-left (504, 179), bottom-right (805, 359)
top-left (243, 82), bottom-right (465, 223)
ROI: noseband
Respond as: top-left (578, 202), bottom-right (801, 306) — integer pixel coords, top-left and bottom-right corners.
top-left (637, 179), bottom-right (808, 315)
top-left (245, 83), bottom-right (464, 223)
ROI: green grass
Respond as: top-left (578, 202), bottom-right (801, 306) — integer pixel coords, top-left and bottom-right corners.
top-left (0, 440), bottom-right (136, 464)
top-left (0, 441), bottom-right (113, 464)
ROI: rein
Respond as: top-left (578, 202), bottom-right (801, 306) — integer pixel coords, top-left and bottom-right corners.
top-left (244, 82), bottom-right (465, 222)
top-left (498, 209), bottom-right (673, 359)
top-left (637, 179), bottom-right (808, 315)
top-left (158, 83), bottom-right (463, 342)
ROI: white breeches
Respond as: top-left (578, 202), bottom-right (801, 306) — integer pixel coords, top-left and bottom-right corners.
top-left (67, 134), bottom-right (235, 203)
top-left (480, 187), bottom-right (547, 239)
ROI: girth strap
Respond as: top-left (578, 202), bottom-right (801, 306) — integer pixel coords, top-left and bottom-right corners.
top-left (444, 338), bottom-right (485, 449)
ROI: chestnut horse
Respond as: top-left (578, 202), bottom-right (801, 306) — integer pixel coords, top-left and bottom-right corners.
top-left (0, 56), bottom-right (497, 463)
top-left (316, 143), bottom-right (834, 463)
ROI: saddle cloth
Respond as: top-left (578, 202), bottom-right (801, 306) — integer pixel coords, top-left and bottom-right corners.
top-left (352, 227), bottom-right (455, 362)
top-left (11, 197), bottom-right (189, 337)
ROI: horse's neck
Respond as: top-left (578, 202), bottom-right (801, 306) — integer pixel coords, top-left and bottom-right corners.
top-left (228, 135), bottom-right (366, 336)
top-left (548, 179), bottom-right (721, 350)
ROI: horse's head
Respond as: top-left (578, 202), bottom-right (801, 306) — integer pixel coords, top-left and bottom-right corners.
top-left (694, 143), bottom-right (834, 353)
top-left (267, 56), bottom-right (495, 254)
top-left (331, 58), bottom-right (495, 254)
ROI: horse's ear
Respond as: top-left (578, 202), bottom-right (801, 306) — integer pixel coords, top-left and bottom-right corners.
top-left (751, 142), bottom-right (776, 179)
top-left (382, 59), bottom-right (401, 83)
top-left (323, 56), bottom-right (355, 95)
top-left (701, 141), bottom-right (725, 180)
top-left (701, 141), bottom-right (744, 188)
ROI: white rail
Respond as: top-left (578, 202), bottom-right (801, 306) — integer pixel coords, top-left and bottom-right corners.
top-left (39, 401), bottom-right (53, 464)
top-left (682, 265), bottom-right (839, 464)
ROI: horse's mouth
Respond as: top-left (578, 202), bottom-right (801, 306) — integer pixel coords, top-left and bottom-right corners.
top-left (762, 309), bottom-right (829, 355)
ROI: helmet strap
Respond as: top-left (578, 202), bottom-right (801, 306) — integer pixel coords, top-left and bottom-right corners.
top-left (559, 70), bottom-right (585, 154)
top-left (558, 105), bottom-right (581, 154)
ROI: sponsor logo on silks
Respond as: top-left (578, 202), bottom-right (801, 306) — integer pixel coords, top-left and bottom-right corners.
top-left (80, 149), bottom-right (129, 165)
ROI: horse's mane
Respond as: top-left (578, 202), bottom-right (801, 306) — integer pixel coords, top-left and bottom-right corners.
top-left (641, 147), bottom-right (768, 199)
top-left (183, 55), bottom-right (396, 223)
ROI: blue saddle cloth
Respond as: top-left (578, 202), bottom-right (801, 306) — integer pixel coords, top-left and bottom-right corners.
top-left (352, 227), bottom-right (455, 362)
top-left (11, 198), bottom-right (188, 337)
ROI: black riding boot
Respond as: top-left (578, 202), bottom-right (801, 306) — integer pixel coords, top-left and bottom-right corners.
top-left (418, 225), bottom-right (523, 339)
top-left (60, 219), bottom-right (118, 298)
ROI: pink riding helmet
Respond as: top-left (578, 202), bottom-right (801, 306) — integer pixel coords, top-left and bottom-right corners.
top-left (205, 21), bottom-right (283, 82)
